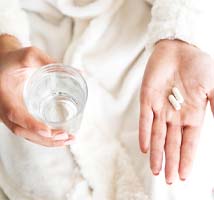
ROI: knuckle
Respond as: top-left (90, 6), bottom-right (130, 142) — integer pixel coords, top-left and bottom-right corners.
top-left (25, 46), bottom-right (38, 54)
top-left (153, 109), bottom-right (162, 119)
top-left (167, 120), bottom-right (180, 127)
top-left (152, 130), bottom-right (164, 139)
top-left (166, 141), bottom-right (181, 151)
top-left (21, 47), bottom-right (38, 65)
top-left (6, 110), bottom-right (16, 122)
top-left (150, 148), bottom-right (162, 157)
top-left (139, 125), bottom-right (149, 135)
top-left (24, 117), bottom-right (36, 130)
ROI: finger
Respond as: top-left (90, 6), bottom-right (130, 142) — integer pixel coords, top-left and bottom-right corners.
top-left (16, 126), bottom-right (74, 147)
top-left (165, 124), bottom-right (182, 184)
top-left (17, 47), bottom-right (56, 68)
top-left (7, 106), bottom-right (51, 137)
top-left (150, 113), bottom-right (166, 175)
top-left (4, 119), bottom-right (74, 147)
top-left (179, 126), bottom-right (201, 180)
top-left (5, 47), bottom-right (55, 70)
top-left (51, 129), bottom-right (74, 140)
top-left (139, 104), bottom-right (153, 153)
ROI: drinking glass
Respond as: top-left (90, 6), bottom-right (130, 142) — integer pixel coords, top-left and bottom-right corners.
top-left (23, 63), bottom-right (88, 133)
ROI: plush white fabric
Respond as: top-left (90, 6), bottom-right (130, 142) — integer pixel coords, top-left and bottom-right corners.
top-left (1, 0), bottom-right (214, 56)
top-left (0, 188), bottom-right (8, 200)
top-left (146, 0), bottom-right (214, 57)
top-left (0, 0), bottom-right (30, 46)
top-left (0, 0), bottom-right (214, 200)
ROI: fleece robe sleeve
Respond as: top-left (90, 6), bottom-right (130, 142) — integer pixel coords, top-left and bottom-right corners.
top-left (0, 0), bottom-right (30, 46)
top-left (146, 0), bottom-right (214, 57)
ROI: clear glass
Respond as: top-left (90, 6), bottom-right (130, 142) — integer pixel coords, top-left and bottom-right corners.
top-left (23, 63), bottom-right (88, 133)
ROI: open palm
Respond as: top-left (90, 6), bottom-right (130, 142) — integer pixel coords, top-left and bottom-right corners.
top-left (139, 40), bottom-right (214, 184)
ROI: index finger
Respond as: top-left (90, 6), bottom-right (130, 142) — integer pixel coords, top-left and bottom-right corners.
top-left (139, 90), bottom-right (154, 153)
top-left (7, 106), bottom-right (51, 137)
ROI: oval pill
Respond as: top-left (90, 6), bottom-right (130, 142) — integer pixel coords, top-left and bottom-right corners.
top-left (172, 87), bottom-right (184, 104)
top-left (168, 94), bottom-right (181, 110)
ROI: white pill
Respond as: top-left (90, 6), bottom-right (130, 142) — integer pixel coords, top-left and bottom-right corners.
top-left (168, 94), bottom-right (181, 110)
top-left (172, 87), bottom-right (184, 104)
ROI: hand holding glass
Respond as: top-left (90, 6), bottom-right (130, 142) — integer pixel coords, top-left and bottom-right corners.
top-left (23, 64), bottom-right (88, 133)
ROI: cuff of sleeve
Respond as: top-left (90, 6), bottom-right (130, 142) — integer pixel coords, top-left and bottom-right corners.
top-left (146, 0), bottom-right (214, 57)
top-left (0, 3), bottom-right (31, 47)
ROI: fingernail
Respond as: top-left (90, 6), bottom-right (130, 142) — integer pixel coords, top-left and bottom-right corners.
top-left (64, 139), bottom-right (74, 146)
top-left (180, 178), bottom-right (186, 181)
top-left (38, 131), bottom-right (52, 138)
top-left (54, 133), bottom-right (69, 140)
top-left (68, 134), bottom-right (75, 139)
top-left (167, 182), bottom-right (173, 185)
top-left (153, 172), bottom-right (159, 176)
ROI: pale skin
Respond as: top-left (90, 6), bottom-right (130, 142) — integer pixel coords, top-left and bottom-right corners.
top-left (0, 34), bottom-right (74, 147)
top-left (1, 35), bottom-right (214, 183)
top-left (139, 39), bottom-right (214, 184)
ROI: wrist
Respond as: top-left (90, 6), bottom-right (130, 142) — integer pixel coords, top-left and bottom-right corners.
top-left (0, 34), bottom-right (22, 54)
top-left (155, 39), bottom-right (198, 51)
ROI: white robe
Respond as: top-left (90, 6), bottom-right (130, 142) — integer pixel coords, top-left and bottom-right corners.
top-left (0, 0), bottom-right (214, 199)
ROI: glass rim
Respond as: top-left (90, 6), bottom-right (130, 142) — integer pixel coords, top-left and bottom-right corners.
top-left (23, 63), bottom-right (88, 127)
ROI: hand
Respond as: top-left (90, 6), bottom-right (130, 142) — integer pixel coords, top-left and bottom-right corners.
top-left (139, 39), bottom-right (214, 184)
top-left (0, 34), bottom-right (74, 147)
